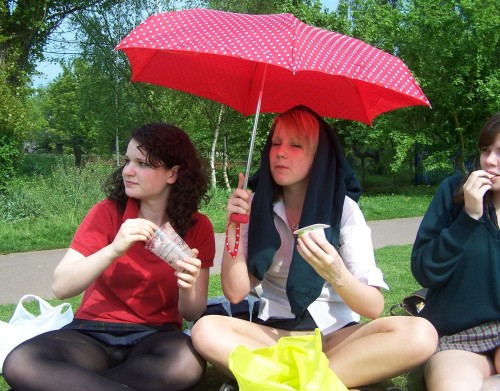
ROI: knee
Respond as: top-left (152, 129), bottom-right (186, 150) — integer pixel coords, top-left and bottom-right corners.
top-left (191, 315), bottom-right (221, 352)
top-left (403, 317), bottom-right (438, 359)
top-left (3, 346), bottom-right (29, 385)
top-left (164, 341), bottom-right (206, 388)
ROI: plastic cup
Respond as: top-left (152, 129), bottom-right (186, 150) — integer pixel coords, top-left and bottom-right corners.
top-left (293, 224), bottom-right (330, 239)
top-left (145, 222), bottom-right (194, 271)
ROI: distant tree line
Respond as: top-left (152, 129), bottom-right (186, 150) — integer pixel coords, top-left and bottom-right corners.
top-left (1, 0), bottom-right (499, 189)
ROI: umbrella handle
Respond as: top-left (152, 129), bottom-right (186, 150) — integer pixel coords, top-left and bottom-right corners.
top-left (230, 213), bottom-right (249, 224)
top-left (230, 65), bottom-right (267, 226)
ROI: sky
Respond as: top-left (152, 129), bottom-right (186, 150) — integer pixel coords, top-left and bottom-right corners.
top-left (33, 0), bottom-right (340, 87)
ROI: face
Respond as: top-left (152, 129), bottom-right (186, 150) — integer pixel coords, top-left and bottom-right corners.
top-left (269, 124), bottom-right (316, 189)
top-left (122, 139), bottom-right (177, 201)
top-left (480, 132), bottom-right (500, 192)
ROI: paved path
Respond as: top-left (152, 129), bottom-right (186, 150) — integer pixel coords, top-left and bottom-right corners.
top-left (0, 217), bottom-right (422, 305)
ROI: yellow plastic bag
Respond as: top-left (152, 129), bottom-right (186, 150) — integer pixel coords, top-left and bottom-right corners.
top-left (228, 329), bottom-right (347, 391)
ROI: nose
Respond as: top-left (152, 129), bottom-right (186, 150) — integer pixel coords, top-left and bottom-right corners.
top-left (484, 151), bottom-right (498, 167)
top-left (275, 144), bottom-right (287, 158)
top-left (123, 161), bottom-right (135, 176)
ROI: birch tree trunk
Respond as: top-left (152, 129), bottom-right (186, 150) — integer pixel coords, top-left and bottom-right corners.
top-left (223, 133), bottom-right (231, 190)
top-left (210, 105), bottom-right (224, 188)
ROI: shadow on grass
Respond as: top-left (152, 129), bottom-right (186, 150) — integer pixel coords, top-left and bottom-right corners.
top-left (190, 364), bottom-right (228, 390)
top-left (189, 364), bottom-right (427, 391)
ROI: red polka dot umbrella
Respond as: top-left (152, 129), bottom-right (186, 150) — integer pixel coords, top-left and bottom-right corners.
top-left (116, 8), bottom-right (430, 195)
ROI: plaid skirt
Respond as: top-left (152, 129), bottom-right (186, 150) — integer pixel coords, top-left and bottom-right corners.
top-left (436, 320), bottom-right (500, 354)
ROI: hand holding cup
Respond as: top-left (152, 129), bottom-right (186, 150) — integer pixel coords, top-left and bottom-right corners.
top-left (145, 222), bottom-right (194, 271)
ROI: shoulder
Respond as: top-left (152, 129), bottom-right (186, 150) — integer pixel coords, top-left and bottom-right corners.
top-left (85, 199), bottom-right (118, 218)
top-left (438, 174), bottom-right (463, 192)
top-left (186, 212), bottom-right (215, 239)
top-left (192, 211), bottom-right (213, 229)
top-left (341, 195), bottom-right (366, 225)
top-left (186, 212), bottom-right (215, 264)
top-left (429, 174), bottom-right (464, 207)
top-left (95, 198), bottom-right (116, 210)
top-left (78, 199), bottom-right (122, 233)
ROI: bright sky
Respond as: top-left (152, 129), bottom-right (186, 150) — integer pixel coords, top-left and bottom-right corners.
top-left (321, 0), bottom-right (339, 11)
top-left (33, 1), bottom-right (340, 87)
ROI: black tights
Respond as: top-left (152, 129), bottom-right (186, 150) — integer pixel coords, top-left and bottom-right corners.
top-left (3, 329), bottom-right (205, 391)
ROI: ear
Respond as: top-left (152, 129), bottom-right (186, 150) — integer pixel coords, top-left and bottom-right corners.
top-left (166, 165), bottom-right (179, 184)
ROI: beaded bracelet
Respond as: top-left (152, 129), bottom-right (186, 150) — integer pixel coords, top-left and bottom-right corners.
top-left (225, 221), bottom-right (240, 258)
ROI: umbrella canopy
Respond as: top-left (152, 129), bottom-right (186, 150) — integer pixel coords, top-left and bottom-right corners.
top-left (115, 8), bottom-right (430, 126)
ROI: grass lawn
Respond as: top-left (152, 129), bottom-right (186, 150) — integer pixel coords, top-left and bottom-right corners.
top-left (0, 245), bottom-right (428, 391)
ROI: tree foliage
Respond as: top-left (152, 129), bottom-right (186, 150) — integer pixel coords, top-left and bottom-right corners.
top-left (0, 0), bottom-right (118, 86)
top-left (0, 68), bottom-right (29, 186)
top-left (2, 0), bottom-right (499, 188)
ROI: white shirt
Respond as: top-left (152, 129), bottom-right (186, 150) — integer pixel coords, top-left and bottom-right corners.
top-left (242, 196), bottom-right (388, 335)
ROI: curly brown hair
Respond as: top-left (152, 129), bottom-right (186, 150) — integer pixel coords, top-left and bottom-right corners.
top-left (103, 123), bottom-right (209, 237)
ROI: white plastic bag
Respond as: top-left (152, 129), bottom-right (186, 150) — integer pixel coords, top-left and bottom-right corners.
top-left (0, 294), bottom-right (74, 373)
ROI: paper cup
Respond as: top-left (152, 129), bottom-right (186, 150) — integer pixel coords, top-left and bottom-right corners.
top-left (293, 224), bottom-right (330, 239)
top-left (145, 222), bottom-right (194, 270)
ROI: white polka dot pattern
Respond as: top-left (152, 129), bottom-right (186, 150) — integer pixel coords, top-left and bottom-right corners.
top-left (116, 8), bottom-right (430, 125)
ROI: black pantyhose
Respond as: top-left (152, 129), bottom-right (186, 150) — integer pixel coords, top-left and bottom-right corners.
top-left (3, 329), bottom-right (205, 391)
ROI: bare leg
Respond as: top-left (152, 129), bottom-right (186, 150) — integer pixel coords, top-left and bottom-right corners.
top-left (424, 349), bottom-right (495, 391)
top-left (191, 315), bottom-right (293, 376)
top-left (323, 316), bottom-right (438, 388)
top-left (193, 315), bottom-right (437, 389)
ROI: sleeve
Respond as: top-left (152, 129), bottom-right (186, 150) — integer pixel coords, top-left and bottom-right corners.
top-left (339, 197), bottom-right (389, 290)
top-left (71, 200), bottom-right (119, 257)
top-left (410, 176), bottom-right (483, 288)
top-left (184, 213), bottom-right (215, 269)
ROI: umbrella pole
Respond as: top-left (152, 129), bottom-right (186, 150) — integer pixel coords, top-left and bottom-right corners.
top-left (230, 64), bottom-right (267, 225)
top-left (243, 64), bottom-right (268, 190)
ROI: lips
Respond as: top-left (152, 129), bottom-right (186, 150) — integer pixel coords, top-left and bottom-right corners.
top-left (124, 180), bottom-right (138, 187)
top-left (273, 165), bottom-right (289, 170)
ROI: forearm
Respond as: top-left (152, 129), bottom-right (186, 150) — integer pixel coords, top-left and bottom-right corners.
top-left (221, 223), bottom-right (253, 303)
top-left (324, 256), bottom-right (384, 319)
top-left (411, 210), bottom-right (480, 287)
top-left (178, 268), bottom-right (209, 321)
top-left (52, 246), bottom-right (118, 299)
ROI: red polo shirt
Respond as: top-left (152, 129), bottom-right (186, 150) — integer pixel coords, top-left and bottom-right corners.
top-left (71, 198), bottom-right (215, 329)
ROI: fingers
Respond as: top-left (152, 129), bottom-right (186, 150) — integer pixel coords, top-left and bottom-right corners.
top-left (123, 218), bottom-right (158, 239)
top-left (297, 233), bottom-right (345, 286)
top-left (463, 170), bottom-right (493, 219)
top-left (237, 172), bottom-right (245, 190)
top-left (464, 170), bottom-right (493, 194)
top-left (227, 173), bottom-right (252, 218)
top-left (175, 251), bottom-right (201, 289)
top-left (112, 218), bottom-right (159, 257)
top-left (297, 232), bottom-right (334, 266)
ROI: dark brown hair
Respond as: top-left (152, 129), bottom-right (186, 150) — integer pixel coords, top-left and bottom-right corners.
top-left (104, 123), bottom-right (209, 237)
top-left (454, 113), bottom-right (500, 204)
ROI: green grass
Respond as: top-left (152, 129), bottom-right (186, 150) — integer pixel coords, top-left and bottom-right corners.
top-left (0, 160), bottom-right (434, 389)
top-left (0, 161), bottom-right (436, 254)
top-left (0, 245), bottom-right (427, 391)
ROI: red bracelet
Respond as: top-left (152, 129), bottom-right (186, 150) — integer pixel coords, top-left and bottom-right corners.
top-left (225, 221), bottom-right (240, 258)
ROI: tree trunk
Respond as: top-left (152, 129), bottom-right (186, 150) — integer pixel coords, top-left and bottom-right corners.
top-left (360, 157), bottom-right (366, 189)
top-left (453, 112), bottom-right (467, 174)
top-left (73, 144), bottom-right (83, 167)
top-left (223, 133), bottom-right (231, 191)
top-left (210, 106), bottom-right (224, 188)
